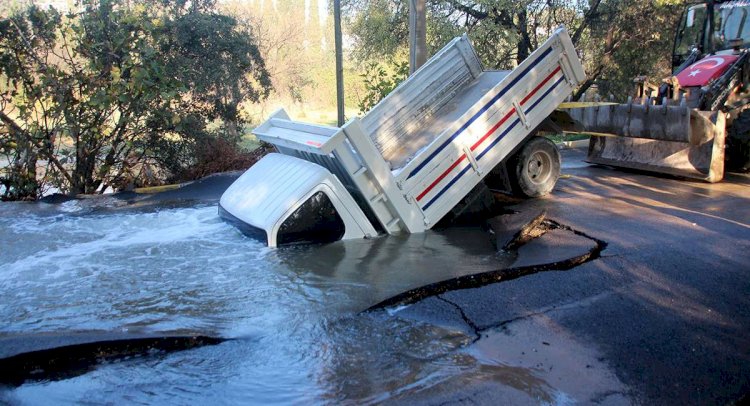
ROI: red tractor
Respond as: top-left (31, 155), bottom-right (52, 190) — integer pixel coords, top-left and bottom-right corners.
top-left (566, 0), bottom-right (750, 181)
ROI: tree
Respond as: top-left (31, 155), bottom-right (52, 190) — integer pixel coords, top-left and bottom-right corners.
top-left (0, 0), bottom-right (271, 200)
top-left (221, 0), bottom-right (355, 121)
top-left (345, 0), bottom-right (681, 103)
top-left (575, 0), bottom-right (681, 99)
top-left (357, 60), bottom-right (409, 112)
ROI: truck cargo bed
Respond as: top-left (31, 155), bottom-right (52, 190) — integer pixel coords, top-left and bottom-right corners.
top-left (388, 71), bottom-right (511, 170)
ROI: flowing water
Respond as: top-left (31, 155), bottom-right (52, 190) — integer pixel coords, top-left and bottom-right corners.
top-left (0, 199), bottom-right (579, 405)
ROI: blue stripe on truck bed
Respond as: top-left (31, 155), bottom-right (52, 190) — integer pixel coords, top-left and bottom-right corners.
top-left (421, 75), bottom-right (565, 211)
top-left (406, 46), bottom-right (554, 181)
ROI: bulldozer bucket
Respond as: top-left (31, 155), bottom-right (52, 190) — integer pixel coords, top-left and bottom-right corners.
top-left (564, 102), bottom-right (726, 182)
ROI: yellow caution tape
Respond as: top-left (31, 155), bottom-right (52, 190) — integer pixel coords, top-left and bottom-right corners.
top-left (134, 184), bottom-right (182, 194)
top-left (562, 131), bottom-right (618, 138)
top-left (557, 102), bottom-right (620, 109)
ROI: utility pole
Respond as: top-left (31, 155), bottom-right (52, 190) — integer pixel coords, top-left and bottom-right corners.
top-left (408, 0), bottom-right (427, 74)
top-left (333, 0), bottom-right (345, 126)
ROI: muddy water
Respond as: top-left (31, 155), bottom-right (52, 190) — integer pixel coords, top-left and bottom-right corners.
top-left (0, 201), bottom-right (572, 404)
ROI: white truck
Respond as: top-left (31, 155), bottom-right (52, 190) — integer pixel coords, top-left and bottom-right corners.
top-left (219, 27), bottom-right (586, 247)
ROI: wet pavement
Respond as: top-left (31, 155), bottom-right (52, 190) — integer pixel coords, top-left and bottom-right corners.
top-left (391, 148), bottom-right (750, 404)
top-left (0, 147), bottom-right (748, 404)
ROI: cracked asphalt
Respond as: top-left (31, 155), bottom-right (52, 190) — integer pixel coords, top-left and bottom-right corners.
top-left (390, 148), bottom-right (750, 405)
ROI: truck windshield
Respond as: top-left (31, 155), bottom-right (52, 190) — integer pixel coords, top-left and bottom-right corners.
top-left (276, 191), bottom-right (345, 245)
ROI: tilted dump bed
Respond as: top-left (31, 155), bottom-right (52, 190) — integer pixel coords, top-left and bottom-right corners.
top-left (220, 27), bottom-right (586, 246)
top-left (359, 35), bottom-right (490, 170)
top-left (379, 71), bottom-right (510, 170)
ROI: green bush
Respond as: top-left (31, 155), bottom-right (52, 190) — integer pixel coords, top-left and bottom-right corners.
top-left (0, 0), bottom-right (271, 199)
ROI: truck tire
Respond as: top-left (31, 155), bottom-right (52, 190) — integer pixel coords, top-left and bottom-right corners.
top-left (508, 136), bottom-right (561, 198)
top-left (727, 110), bottom-right (750, 172)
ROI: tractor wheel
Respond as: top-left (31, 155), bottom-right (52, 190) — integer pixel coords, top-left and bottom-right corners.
top-left (508, 136), bottom-right (561, 198)
top-left (727, 110), bottom-right (750, 172)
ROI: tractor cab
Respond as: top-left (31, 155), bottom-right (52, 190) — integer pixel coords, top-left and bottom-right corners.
top-left (674, 1), bottom-right (750, 70)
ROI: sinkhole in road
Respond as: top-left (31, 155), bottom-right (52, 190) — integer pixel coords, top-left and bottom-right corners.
top-left (0, 201), bottom-right (605, 403)
top-left (366, 214), bottom-right (608, 311)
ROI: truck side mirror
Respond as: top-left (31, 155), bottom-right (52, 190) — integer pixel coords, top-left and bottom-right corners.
top-left (687, 8), bottom-right (695, 28)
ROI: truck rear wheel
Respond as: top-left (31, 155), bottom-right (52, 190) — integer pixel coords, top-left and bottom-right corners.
top-left (508, 137), bottom-right (561, 198)
top-left (727, 110), bottom-right (750, 172)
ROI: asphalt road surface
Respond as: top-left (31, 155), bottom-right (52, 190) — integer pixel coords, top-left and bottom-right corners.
top-left (6, 147), bottom-right (749, 404)
top-left (394, 147), bottom-right (750, 405)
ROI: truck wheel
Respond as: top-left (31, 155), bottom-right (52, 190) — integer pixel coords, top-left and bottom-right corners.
top-left (727, 110), bottom-right (750, 172)
top-left (508, 137), bottom-right (561, 198)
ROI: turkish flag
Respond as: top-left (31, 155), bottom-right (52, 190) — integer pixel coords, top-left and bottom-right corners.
top-left (675, 55), bottom-right (739, 87)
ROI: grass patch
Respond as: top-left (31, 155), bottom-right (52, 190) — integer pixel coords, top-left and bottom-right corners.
top-left (545, 133), bottom-right (590, 143)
